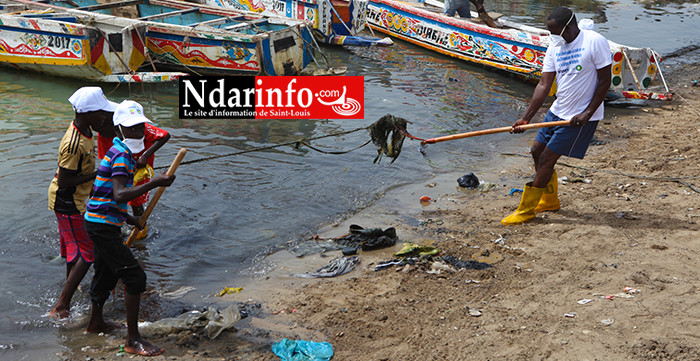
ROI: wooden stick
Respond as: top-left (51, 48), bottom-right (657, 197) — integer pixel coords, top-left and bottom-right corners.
top-left (621, 48), bottom-right (642, 91)
top-left (420, 120), bottom-right (571, 145)
top-left (125, 148), bottom-right (187, 247)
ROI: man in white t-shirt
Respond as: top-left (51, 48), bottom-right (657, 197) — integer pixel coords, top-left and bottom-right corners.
top-left (502, 6), bottom-right (612, 225)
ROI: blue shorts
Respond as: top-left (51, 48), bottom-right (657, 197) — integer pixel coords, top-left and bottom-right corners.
top-left (444, 0), bottom-right (471, 17)
top-left (535, 110), bottom-right (599, 159)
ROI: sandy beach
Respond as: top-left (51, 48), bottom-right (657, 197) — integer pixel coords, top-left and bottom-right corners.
top-left (63, 63), bottom-right (700, 361)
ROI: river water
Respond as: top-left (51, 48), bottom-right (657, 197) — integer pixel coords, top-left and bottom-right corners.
top-left (0, 0), bottom-right (698, 359)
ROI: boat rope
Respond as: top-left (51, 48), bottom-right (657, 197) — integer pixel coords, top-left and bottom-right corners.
top-left (365, 20), bottom-right (378, 38)
top-left (132, 25), bottom-right (158, 72)
top-left (502, 152), bottom-right (700, 193)
top-left (146, 37), bottom-right (204, 76)
top-left (323, 0), bottom-right (355, 36)
top-left (307, 27), bottom-right (331, 67)
top-left (297, 138), bottom-right (372, 154)
top-left (153, 125), bottom-right (372, 169)
top-left (96, 28), bottom-right (137, 76)
top-left (292, 27), bottom-right (326, 70)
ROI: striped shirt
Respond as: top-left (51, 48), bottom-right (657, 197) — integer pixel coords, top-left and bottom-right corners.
top-left (85, 138), bottom-right (134, 227)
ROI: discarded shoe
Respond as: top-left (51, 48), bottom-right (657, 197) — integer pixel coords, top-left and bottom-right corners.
top-left (335, 225), bottom-right (399, 252)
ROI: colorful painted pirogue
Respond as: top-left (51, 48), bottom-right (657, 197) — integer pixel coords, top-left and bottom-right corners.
top-left (0, 1), bottom-right (186, 82)
top-left (201, 0), bottom-right (393, 46)
top-left (0, 0), bottom-right (316, 81)
top-left (366, 0), bottom-right (671, 100)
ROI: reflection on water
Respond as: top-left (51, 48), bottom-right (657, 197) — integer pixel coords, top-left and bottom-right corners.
top-left (0, 0), bottom-right (698, 358)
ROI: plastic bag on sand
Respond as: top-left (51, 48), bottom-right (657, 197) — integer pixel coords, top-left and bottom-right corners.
top-left (272, 338), bottom-right (334, 361)
top-left (139, 305), bottom-right (241, 339)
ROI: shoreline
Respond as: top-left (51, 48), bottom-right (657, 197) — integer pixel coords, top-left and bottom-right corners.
top-left (62, 62), bottom-right (700, 360)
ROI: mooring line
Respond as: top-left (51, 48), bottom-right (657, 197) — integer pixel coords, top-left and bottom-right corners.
top-left (154, 125), bottom-right (371, 170)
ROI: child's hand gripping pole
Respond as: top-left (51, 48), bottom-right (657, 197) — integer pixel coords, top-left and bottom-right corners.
top-left (125, 148), bottom-right (187, 247)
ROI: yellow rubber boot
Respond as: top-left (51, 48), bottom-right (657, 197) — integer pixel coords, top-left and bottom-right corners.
top-left (135, 224), bottom-right (148, 240)
top-left (501, 183), bottom-right (545, 225)
top-left (535, 170), bottom-right (560, 212)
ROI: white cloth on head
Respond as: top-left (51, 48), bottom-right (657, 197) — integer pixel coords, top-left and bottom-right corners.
top-left (68, 87), bottom-right (118, 113)
top-left (578, 19), bottom-right (594, 30)
top-left (113, 100), bottom-right (152, 127)
top-left (542, 29), bottom-right (612, 122)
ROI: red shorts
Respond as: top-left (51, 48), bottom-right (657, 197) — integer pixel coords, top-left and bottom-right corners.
top-left (56, 212), bottom-right (94, 263)
top-left (128, 178), bottom-right (150, 207)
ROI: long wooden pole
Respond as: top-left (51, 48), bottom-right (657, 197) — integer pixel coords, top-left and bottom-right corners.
top-left (621, 48), bottom-right (642, 91)
top-left (420, 120), bottom-right (571, 145)
top-left (125, 148), bottom-right (187, 247)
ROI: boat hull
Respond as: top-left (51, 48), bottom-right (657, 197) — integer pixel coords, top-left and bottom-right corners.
top-left (140, 0), bottom-right (314, 75)
top-left (367, 0), bottom-right (671, 99)
top-left (201, 0), bottom-right (392, 46)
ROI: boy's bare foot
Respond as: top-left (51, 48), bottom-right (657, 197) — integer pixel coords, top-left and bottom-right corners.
top-left (125, 337), bottom-right (164, 356)
top-left (49, 306), bottom-right (70, 319)
top-left (86, 320), bottom-right (125, 333)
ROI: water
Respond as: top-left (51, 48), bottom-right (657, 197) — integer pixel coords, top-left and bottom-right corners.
top-left (1, 0), bottom-right (698, 358)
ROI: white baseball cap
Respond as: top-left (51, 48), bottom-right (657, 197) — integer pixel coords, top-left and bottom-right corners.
top-left (113, 100), bottom-right (152, 127)
top-left (68, 87), bottom-right (118, 113)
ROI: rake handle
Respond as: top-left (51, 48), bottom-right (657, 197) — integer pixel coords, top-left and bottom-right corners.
top-left (124, 148), bottom-right (187, 247)
top-left (420, 120), bottom-right (571, 145)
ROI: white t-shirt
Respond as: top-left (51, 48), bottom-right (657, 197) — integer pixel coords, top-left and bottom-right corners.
top-left (543, 29), bottom-right (612, 121)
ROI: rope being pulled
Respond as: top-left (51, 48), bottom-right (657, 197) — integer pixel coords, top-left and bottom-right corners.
top-left (153, 125), bottom-right (371, 170)
top-left (153, 114), bottom-right (414, 170)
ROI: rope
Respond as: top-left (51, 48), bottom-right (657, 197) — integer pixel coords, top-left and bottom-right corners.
top-left (298, 138), bottom-right (371, 154)
top-left (154, 125), bottom-right (370, 169)
top-left (501, 152), bottom-right (700, 193)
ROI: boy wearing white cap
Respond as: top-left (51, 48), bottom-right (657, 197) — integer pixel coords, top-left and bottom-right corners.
top-left (84, 100), bottom-right (174, 356)
top-left (48, 86), bottom-right (117, 319)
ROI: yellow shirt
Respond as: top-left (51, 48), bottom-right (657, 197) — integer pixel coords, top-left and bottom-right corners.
top-left (48, 123), bottom-right (96, 214)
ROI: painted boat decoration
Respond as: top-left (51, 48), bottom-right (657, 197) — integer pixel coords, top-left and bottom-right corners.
top-left (366, 0), bottom-right (671, 100)
top-left (0, 0), bottom-right (317, 81)
top-left (199, 0), bottom-right (393, 46)
top-left (131, 0), bottom-right (316, 76)
top-left (0, 2), bottom-right (187, 82)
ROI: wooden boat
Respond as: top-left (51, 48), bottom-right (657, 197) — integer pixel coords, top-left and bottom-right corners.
top-left (198, 0), bottom-right (393, 46)
top-left (0, 1), bottom-right (187, 82)
top-left (0, 0), bottom-right (317, 81)
top-left (366, 0), bottom-right (671, 100)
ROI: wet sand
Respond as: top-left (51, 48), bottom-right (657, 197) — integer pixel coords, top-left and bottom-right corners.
top-left (63, 63), bottom-right (700, 360)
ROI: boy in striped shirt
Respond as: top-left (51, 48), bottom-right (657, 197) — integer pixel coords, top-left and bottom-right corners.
top-left (85, 100), bottom-right (175, 357)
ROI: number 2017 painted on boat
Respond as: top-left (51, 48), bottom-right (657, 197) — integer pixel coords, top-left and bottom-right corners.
top-left (46, 35), bottom-right (71, 49)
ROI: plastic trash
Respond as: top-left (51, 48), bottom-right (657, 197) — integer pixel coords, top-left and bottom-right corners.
top-left (216, 287), bottom-right (243, 297)
top-left (133, 164), bottom-right (154, 184)
top-left (138, 305), bottom-right (241, 339)
top-left (294, 256), bottom-right (359, 278)
top-left (457, 173), bottom-right (479, 189)
top-left (394, 242), bottom-right (440, 257)
top-left (508, 188), bottom-right (523, 196)
top-left (272, 338), bottom-right (334, 361)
